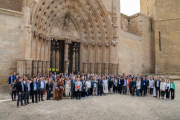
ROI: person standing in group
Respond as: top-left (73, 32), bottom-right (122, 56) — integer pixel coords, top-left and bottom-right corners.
top-left (17, 78), bottom-right (25, 108)
top-left (170, 79), bottom-right (175, 100)
top-left (75, 78), bottom-right (82, 100)
top-left (109, 79), bottom-right (114, 94)
top-left (81, 80), bottom-right (87, 99)
top-left (30, 77), bottom-right (38, 103)
top-left (53, 79), bottom-right (58, 100)
top-left (141, 76), bottom-right (147, 97)
top-left (117, 77), bottom-right (122, 94)
top-left (38, 77), bottom-right (45, 102)
top-left (86, 78), bottom-right (91, 97)
top-left (126, 77), bottom-right (130, 94)
top-left (24, 79), bottom-right (29, 105)
top-left (153, 78), bottom-right (157, 97)
top-left (98, 76), bottom-right (103, 96)
top-left (132, 78), bottom-right (136, 96)
top-left (103, 76), bottom-right (108, 94)
top-left (155, 78), bottom-right (161, 98)
top-left (71, 76), bottom-right (76, 99)
top-left (123, 76), bottom-right (127, 95)
top-left (93, 77), bottom-right (98, 96)
top-left (113, 77), bottom-right (118, 93)
top-left (46, 79), bottom-right (53, 100)
top-left (26, 80), bottom-right (31, 104)
top-left (160, 79), bottom-right (166, 99)
top-left (136, 78), bottom-right (141, 97)
top-left (9, 73), bottom-right (14, 95)
top-left (10, 79), bottom-right (17, 101)
top-left (165, 80), bottom-right (170, 100)
top-left (149, 77), bottom-right (154, 95)
top-left (65, 77), bottom-right (71, 99)
top-left (57, 78), bottom-right (64, 101)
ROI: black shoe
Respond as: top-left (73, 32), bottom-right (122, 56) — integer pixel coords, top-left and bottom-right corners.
top-left (35, 102), bottom-right (38, 103)
top-left (32, 102), bottom-right (34, 103)
top-left (41, 99), bottom-right (44, 101)
top-left (25, 104), bottom-right (27, 105)
top-left (27, 103), bottom-right (30, 104)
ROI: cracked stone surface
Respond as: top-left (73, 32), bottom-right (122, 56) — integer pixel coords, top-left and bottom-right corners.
top-left (0, 82), bottom-right (180, 120)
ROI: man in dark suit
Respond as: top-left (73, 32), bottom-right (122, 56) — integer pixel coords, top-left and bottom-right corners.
top-left (117, 77), bottom-right (122, 94)
top-left (98, 76), bottom-right (103, 96)
top-left (141, 76), bottom-right (147, 97)
top-left (17, 78), bottom-right (25, 108)
top-left (71, 76), bottom-right (76, 99)
top-left (24, 79), bottom-right (31, 105)
top-left (38, 77), bottom-right (45, 101)
top-left (155, 78), bottom-right (161, 98)
top-left (9, 73), bottom-right (14, 85)
top-left (30, 78), bottom-right (38, 103)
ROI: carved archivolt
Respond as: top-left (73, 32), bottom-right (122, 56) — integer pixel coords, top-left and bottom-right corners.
top-left (31, 0), bottom-right (113, 43)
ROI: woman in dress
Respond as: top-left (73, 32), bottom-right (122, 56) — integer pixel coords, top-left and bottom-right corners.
top-left (65, 77), bottom-right (71, 99)
top-left (57, 78), bottom-right (64, 100)
top-left (103, 76), bottom-right (108, 94)
top-left (170, 79), bottom-right (175, 100)
top-left (165, 80), bottom-right (170, 100)
top-left (53, 79), bottom-right (58, 100)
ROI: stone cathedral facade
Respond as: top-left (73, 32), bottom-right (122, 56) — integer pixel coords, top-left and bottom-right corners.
top-left (0, 0), bottom-right (179, 87)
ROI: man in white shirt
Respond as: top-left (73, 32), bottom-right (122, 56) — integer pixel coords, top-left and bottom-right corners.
top-left (38, 78), bottom-right (45, 101)
top-left (93, 76), bottom-right (98, 96)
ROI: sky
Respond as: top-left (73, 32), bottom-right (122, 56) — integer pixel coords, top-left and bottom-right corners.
top-left (120, 0), bottom-right (140, 16)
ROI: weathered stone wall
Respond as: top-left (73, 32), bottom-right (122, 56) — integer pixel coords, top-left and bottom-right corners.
top-left (0, 0), bottom-right (23, 12)
top-left (153, 0), bottom-right (180, 75)
top-left (119, 13), bottom-right (153, 75)
top-left (0, 9), bottom-right (23, 85)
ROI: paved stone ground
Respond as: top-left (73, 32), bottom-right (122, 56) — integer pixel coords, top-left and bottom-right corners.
top-left (0, 82), bottom-right (180, 120)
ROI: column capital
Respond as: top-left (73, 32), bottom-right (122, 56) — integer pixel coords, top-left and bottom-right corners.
top-left (65, 38), bottom-right (72, 44)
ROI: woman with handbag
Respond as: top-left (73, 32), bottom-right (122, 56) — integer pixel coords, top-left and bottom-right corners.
top-left (11, 79), bottom-right (17, 101)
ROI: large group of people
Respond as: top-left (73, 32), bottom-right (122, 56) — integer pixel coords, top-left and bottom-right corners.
top-left (8, 72), bottom-right (176, 108)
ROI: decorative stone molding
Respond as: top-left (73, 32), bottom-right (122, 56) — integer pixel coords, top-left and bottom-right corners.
top-left (97, 42), bottom-right (103, 47)
top-left (103, 42), bottom-right (110, 47)
top-left (83, 41), bottom-right (89, 47)
top-left (0, 8), bottom-right (23, 18)
top-left (111, 41), bottom-right (118, 46)
top-left (90, 41), bottom-right (96, 47)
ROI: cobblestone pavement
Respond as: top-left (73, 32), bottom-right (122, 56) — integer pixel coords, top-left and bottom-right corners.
top-left (0, 82), bottom-right (180, 120)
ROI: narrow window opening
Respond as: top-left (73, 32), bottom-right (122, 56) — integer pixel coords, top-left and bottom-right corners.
top-left (159, 31), bottom-right (161, 51)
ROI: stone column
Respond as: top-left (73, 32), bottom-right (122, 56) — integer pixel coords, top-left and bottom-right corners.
top-left (17, 60), bottom-right (26, 77)
top-left (97, 63), bottom-right (102, 75)
top-left (26, 60), bottom-right (32, 77)
top-left (37, 60), bottom-right (43, 74)
top-left (104, 62), bottom-right (109, 75)
top-left (46, 61), bottom-right (50, 75)
top-left (83, 62), bottom-right (88, 74)
top-left (42, 61), bottom-right (46, 76)
top-left (32, 60), bottom-right (37, 76)
top-left (64, 38), bottom-right (71, 74)
top-left (90, 63), bottom-right (95, 73)
top-left (111, 63), bottom-right (118, 75)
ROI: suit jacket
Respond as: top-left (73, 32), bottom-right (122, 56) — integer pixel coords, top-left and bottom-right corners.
top-left (46, 83), bottom-right (53, 91)
top-left (141, 79), bottom-right (147, 88)
top-left (30, 81), bottom-right (38, 93)
top-left (24, 82), bottom-right (28, 95)
top-left (16, 82), bottom-right (22, 93)
top-left (98, 79), bottom-right (103, 87)
top-left (38, 81), bottom-right (45, 90)
top-left (71, 80), bottom-right (75, 90)
top-left (155, 80), bottom-right (161, 88)
top-left (75, 81), bottom-right (82, 91)
top-left (121, 79), bottom-right (124, 85)
top-left (9, 76), bottom-right (14, 84)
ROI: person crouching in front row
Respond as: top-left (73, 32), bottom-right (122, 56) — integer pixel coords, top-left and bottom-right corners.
top-left (75, 78), bottom-right (82, 100)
